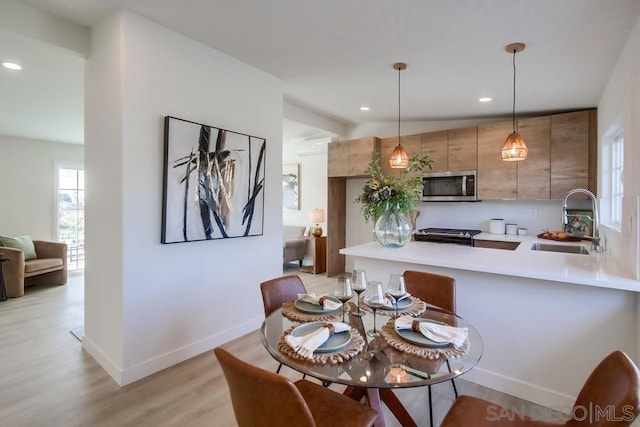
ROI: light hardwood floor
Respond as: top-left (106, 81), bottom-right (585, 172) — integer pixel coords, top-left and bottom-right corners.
top-left (0, 265), bottom-right (562, 427)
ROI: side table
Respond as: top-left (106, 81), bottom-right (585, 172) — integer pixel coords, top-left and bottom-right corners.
top-left (0, 255), bottom-right (8, 301)
top-left (300, 236), bottom-right (326, 274)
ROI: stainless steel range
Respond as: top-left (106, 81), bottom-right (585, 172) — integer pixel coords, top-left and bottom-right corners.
top-left (414, 228), bottom-right (482, 246)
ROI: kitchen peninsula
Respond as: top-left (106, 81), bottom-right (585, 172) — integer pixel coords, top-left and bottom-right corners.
top-left (340, 237), bottom-right (640, 410)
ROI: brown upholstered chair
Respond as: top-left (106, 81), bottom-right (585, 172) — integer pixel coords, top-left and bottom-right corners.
top-left (214, 347), bottom-right (378, 427)
top-left (260, 274), bottom-right (307, 374)
top-left (0, 240), bottom-right (68, 298)
top-left (441, 350), bottom-right (640, 427)
top-left (403, 269), bottom-right (458, 426)
top-left (260, 274), bottom-right (307, 317)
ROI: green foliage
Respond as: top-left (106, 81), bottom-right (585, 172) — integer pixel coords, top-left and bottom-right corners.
top-left (355, 151), bottom-right (432, 222)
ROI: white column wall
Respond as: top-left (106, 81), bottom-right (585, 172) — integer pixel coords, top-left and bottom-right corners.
top-left (85, 10), bottom-right (283, 385)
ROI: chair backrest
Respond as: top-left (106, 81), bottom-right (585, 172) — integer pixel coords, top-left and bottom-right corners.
top-left (567, 350), bottom-right (640, 427)
top-left (260, 274), bottom-right (307, 317)
top-left (403, 270), bottom-right (456, 314)
top-left (214, 347), bottom-right (316, 427)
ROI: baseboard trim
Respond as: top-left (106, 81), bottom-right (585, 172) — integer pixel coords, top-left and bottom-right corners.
top-left (463, 367), bottom-right (575, 411)
top-left (83, 316), bottom-right (263, 387)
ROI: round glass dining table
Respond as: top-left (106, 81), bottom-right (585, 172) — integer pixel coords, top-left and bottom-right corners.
top-left (260, 302), bottom-right (483, 427)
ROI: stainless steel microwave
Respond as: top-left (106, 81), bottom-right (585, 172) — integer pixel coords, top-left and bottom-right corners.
top-left (422, 170), bottom-right (477, 201)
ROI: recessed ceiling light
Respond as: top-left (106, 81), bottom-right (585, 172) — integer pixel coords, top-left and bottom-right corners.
top-left (360, 106), bottom-right (370, 111)
top-left (2, 62), bottom-right (22, 71)
top-left (479, 97), bottom-right (493, 103)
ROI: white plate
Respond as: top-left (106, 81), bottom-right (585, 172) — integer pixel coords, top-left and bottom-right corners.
top-left (290, 322), bottom-right (352, 353)
top-left (378, 296), bottom-right (413, 311)
top-left (294, 296), bottom-right (342, 314)
top-left (394, 319), bottom-right (452, 348)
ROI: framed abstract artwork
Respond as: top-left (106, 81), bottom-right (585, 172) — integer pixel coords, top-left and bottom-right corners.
top-left (161, 116), bottom-right (266, 243)
top-left (282, 163), bottom-right (299, 210)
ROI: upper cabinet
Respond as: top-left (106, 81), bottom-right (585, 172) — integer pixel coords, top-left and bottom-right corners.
top-left (447, 126), bottom-right (477, 171)
top-left (328, 137), bottom-right (381, 178)
top-left (477, 121), bottom-right (517, 200)
top-left (421, 130), bottom-right (448, 172)
top-left (550, 110), bottom-right (594, 198)
top-left (327, 109), bottom-right (596, 198)
top-left (517, 116), bottom-right (551, 199)
top-left (380, 134), bottom-right (421, 176)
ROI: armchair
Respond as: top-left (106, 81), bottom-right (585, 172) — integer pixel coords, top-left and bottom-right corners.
top-left (0, 240), bottom-right (68, 298)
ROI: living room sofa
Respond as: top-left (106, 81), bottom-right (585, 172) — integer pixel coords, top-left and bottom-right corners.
top-left (0, 240), bottom-right (68, 298)
top-left (283, 225), bottom-right (308, 266)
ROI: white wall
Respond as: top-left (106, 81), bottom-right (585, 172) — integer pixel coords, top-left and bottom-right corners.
top-left (0, 134), bottom-right (83, 239)
top-left (598, 16), bottom-right (640, 279)
top-left (84, 10), bottom-right (283, 385)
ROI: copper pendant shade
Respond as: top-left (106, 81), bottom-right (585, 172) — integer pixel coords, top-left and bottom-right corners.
top-left (501, 43), bottom-right (528, 161)
top-left (390, 62), bottom-right (409, 169)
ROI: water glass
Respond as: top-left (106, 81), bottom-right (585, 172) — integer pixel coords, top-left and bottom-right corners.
top-left (333, 276), bottom-right (353, 322)
top-left (386, 274), bottom-right (407, 317)
top-left (364, 281), bottom-right (384, 337)
top-left (351, 270), bottom-right (368, 317)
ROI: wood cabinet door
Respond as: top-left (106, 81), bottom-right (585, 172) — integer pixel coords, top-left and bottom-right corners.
top-left (448, 126), bottom-right (477, 171)
top-left (421, 130), bottom-right (448, 172)
top-left (517, 116), bottom-right (550, 199)
top-left (349, 137), bottom-right (380, 177)
top-left (380, 134), bottom-right (421, 176)
top-left (327, 140), bottom-right (349, 177)
top-left (477, 121), bottom-right (517, 200)
top-left (550, 111), bottom-right (590, 198)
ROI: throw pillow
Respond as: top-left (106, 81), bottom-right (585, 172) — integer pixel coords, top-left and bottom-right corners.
top-left (0, 235), bottom-right (38, 261)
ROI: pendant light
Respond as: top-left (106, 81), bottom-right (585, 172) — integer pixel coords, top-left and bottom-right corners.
top-left (501, 43), bottom-right (528, 161)
top-left (390, 62), bottom-right (409, 169)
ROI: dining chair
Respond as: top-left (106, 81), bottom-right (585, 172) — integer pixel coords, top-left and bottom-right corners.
top-left (440, 350), bottom-right (640, 426)
top-left (260, 274), bottom-right (307, 374)
top-left (214, 347), bottom-right (378, 427)
top-left (403, 269), bottom-right (458, 427)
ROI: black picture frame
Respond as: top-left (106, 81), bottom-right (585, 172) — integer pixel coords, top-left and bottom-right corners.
top-left (161, 116), bottom-right (266, 244)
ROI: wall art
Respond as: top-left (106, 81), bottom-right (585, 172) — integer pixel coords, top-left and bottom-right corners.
top-left (282, 163), bottom-right (299, 210)
top-left (162, 116), bottom-right (266, 243)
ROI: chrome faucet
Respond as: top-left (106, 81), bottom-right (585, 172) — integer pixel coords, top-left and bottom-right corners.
top-left (561, 188), bottom-right (601, 253)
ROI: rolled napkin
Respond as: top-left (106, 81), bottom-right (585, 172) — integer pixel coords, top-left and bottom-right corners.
top-left (297, 293), bottom-right (342, 311)
top-left (285, 322), bottom-right (350, 359)
top-left (395, 315), bottom-right (468, 348)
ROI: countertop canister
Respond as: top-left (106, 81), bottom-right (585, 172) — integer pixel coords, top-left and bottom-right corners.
top-left (489, 218), bottom-right (505, 234)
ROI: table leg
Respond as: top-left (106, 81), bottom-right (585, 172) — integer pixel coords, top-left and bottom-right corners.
top-left (379, 389), bottom-right (418, 427)
top-left (344, 387), bottom-right (417, 427)
top-left (365, 388), bottom-right (385, 427)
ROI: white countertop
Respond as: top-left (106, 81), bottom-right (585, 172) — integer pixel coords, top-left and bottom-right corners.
top-left (340, 234), bottom-right (640, 292)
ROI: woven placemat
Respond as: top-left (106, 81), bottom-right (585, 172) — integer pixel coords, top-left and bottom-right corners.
top-left (380, 321), bottom-right (470, 360)
top-left (281, 301), bottom-right (344, 322)
top-left (358, 296), bottom-right (427, 318)
top-left (278, 325), bottom-right (365, 364)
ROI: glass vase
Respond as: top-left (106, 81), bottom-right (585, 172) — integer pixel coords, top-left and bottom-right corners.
top-left (373, 202), bottom-right (412, 248)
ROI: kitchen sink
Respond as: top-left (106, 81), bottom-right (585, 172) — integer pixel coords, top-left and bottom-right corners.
top-left (530, 243), bottom-right (590, 255)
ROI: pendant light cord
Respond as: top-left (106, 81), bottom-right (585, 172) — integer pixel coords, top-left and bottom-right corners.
top-left (512, 48), bottom-right (517, 133)
top-left (397, 66), bottom-right (401, 145)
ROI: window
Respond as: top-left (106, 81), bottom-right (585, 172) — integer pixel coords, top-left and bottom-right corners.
top-left (57, 166), bottom-right (84, 271)
top-left (602, 131), bottom-right (623, 227)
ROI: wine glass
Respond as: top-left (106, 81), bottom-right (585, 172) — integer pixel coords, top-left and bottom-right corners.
top-left (386, 274), bottom-right (407, 318)
top-left (364, 281), bottom-right (385, 337)
top-left (333, 276), bottom-right (353, 323)
top-left (351, 270), bottom-right (368, 317)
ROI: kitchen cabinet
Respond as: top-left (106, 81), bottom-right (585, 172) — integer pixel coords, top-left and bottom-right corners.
top-left (380, 134), bottom-right (421, 176)
top-left (447, 126), bottom-right (477, 171)
top-left (517, 116), bottom-right (551, 199)
top-left (421, 130), bottom-right (448, 172)
top-left (327, 137), bottom-right (380, 178)
top-left (477, 121), bottom-right (517, 200)
top-left (550, 110), bottom-right (594, 198)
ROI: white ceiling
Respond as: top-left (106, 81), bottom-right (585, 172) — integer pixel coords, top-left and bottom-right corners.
top-left (3, 0), bottom-right (640, 144)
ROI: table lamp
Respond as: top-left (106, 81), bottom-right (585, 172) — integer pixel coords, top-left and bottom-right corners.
top-left (309, 208), bottom-right (325, 237)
